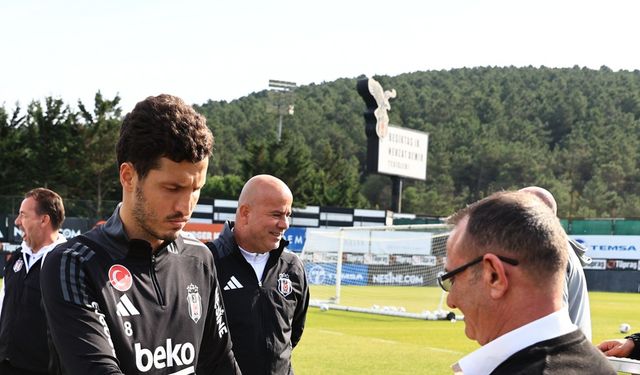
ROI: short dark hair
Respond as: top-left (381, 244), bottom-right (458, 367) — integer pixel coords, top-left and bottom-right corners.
top-left (25, 188), bottom-right (65, 230)
top-left (116, 94), bottom-right (214, 178)
top-left (447, 191), bottom-right (567, 280)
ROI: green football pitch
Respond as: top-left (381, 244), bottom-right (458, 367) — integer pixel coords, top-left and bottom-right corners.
top-left (293, 287), bottom-right (639, 374)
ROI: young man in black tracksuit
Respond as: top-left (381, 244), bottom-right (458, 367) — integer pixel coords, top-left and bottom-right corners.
top-left (207, 174), bottom-right (309, 375)
top-left (40, 94), bottom-right (240, 375)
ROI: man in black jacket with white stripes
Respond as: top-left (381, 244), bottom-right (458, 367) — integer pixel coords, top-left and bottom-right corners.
top-left (207, 174), bottom-right (309, 375)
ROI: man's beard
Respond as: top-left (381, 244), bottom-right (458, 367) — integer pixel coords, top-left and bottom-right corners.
top-left (132, 185), bottom-right (180, 243)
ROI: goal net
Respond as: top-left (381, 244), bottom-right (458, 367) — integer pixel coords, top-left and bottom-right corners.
top-left (300, 224), bottom-right (455, 319)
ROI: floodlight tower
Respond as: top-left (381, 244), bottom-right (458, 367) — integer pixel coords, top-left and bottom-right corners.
top-left (268, 79), bottom-right (296, 142)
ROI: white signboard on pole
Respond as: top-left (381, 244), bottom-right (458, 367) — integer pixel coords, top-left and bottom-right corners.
top-left (377, 125), bottom-right (428, 180)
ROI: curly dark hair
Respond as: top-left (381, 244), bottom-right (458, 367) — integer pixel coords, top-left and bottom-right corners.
top-left (116, 94), bottom-right (214, 178)
top-left (25, 188), bottom-right (65, 230)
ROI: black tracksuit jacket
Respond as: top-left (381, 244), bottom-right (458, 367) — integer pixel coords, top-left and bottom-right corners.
top-left (0, 249), bottom-right (50, 373)
top-left (40, 207), bottom-right (240, 375)
top-left (206, 222), bottom-right (309, 375)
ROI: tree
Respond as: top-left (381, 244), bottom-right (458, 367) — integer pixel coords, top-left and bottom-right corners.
top-left (21, 97), bottom-right (83, 196)
top-left (5, 66), bottom-right (640, 218)
top-left (201, 174), bottom-right (245, 200)
top-left (240, 132), bottom-right (317, 206)
top-left (312, 140), bottom-right (366, 207)
top-left (77, 92), bottom-right (122, 218)
top-left (0, 105), bottom-right (27, 195)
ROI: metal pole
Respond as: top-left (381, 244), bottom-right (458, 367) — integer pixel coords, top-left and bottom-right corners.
top-left (269, 79), bottom-right (296, 143)
top-left (334, 228), bottom-right (344, 304)
top-left (277, 112), bottom-right (283, 142)
top-left (391, 176), bottom-right (403, 213)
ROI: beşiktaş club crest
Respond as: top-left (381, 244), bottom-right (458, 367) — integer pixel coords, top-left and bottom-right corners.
top-left (277, 273), bottom-right (293, 297)
top-left (13, 258), bottom-right (24, 273)
top-left (187, 283), bottom-right (202, 323)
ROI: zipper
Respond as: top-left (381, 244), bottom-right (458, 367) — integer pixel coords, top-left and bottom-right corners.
top-left (151, 255), bottom-right (166, 306)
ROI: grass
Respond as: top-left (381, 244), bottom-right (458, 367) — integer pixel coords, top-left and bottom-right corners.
top-left (293, 287), bottom-right (640, 374)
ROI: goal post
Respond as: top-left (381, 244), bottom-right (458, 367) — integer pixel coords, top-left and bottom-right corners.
top-left (300, 224), bottom-right (457, 320)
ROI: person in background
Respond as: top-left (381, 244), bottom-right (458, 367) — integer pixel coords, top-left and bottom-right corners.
top-left (519, 186), bottom-right (592, 340)
top-left (441, 191), bottom-right (614, 374)
top-left (41, 94), bottom-right (240, 375)
top-left (206, 174), bottom-right (309, 375)
top-left (0, 188), bottom-right (66, 375)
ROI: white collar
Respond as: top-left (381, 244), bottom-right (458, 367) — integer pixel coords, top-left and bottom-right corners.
top-left (239, 247), bottom-right (270, 263)
top-left (453, 308), bottom-right (577, 375)
top-left (239, 246), bottom-right (270, 283)
top-left (21, 234), bottom-right (66, 272)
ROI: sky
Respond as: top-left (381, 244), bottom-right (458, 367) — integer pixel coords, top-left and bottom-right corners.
top-left (1, 0), bottom-right (640, 113)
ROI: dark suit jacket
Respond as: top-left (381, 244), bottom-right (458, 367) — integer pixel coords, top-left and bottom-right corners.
top-left (491, 329), bottom-right (615, 374)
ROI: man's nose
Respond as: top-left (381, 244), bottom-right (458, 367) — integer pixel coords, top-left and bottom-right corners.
top-left (278, 216), bottom-right (290, 229)
top-left (175, 193), bottom-right (192, 217)
top-left (446, 292), bottom-right (457, 310)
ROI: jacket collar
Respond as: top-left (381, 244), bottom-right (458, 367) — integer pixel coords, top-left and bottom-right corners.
top-left (100, 205), bottom-right (174, 259)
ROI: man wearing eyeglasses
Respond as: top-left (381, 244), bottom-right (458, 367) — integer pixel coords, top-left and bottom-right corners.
top-left (442, 191), bottom-right (614, 375)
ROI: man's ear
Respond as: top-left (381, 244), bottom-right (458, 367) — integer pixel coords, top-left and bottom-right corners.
top-left (120, 162), bottom-right (136, 192)
top-left (41, 214), bottom-right (51, 227)
top-left (238, 204), bottom-right (250, 223)
top-left (482, 254), bottom-right (509, 299)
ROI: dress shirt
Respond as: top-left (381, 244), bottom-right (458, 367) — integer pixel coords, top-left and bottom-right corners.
top-left (452, 308), bottom-right (577, 375)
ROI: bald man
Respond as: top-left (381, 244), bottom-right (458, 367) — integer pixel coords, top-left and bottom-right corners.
top-left (206, 175), bottom-right (309, 375)
top-left (520, 186), bottom-right (592, 340)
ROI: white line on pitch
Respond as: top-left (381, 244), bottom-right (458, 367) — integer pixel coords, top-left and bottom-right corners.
top-left (370, 338), bottom-right (398, 344)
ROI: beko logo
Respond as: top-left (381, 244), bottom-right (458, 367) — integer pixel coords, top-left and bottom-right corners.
top-left (135, 339), bottom-right (195, 372)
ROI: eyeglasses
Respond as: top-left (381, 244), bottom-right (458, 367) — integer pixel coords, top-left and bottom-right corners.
top-left (437, 254), bottom-right (519, 292)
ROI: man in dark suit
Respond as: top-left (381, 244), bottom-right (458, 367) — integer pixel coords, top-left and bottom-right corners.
top-left (439, 191), bottom-right (614, 374)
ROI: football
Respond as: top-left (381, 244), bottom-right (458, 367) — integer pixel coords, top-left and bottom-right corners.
top-left (620, 323), bottom-right (631, 333)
